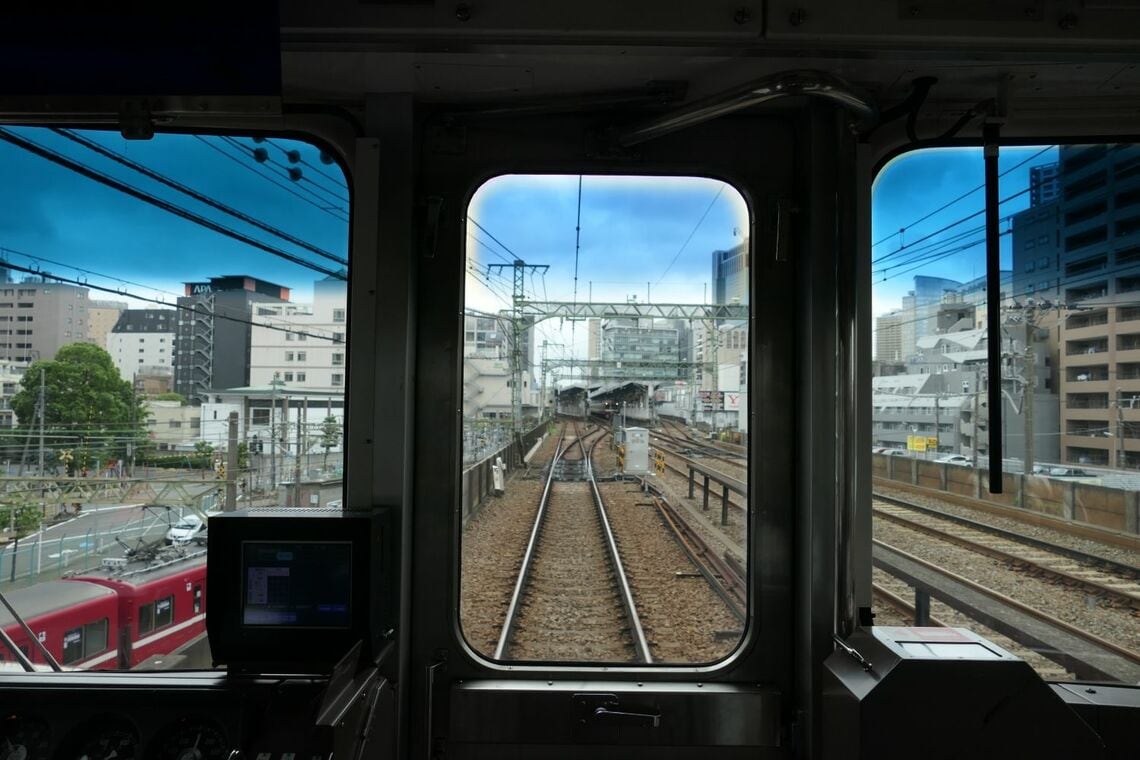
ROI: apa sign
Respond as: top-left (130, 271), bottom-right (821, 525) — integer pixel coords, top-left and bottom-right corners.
top-left (187, 282), bottom-right (213, 295)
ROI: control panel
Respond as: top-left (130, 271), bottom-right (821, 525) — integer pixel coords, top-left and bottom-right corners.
top-left (0, 668), bottom-right (391, 760)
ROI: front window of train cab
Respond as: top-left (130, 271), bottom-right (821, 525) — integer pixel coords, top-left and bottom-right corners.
top-left (872, 144), bottom-right (1140, 685)
top-left (0, 127), bottom-right (348, 671)
top-left (459, 175), bottom-right (751, 665)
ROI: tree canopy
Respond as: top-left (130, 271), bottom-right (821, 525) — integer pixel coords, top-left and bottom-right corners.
top-left (10, 343), bottom-right (147, 464)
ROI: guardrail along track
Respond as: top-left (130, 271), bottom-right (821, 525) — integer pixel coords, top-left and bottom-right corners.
top-left (873, 540), bottom-right (1140, 683)
top-left (495, 425), bottom-right (651, 663)
top-left (874, 494), bottom-right (1140, 610)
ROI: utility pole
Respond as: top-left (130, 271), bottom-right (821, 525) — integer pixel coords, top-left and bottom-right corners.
top-left (487, 259), bottom-right (549, 433)
top-left (1117, 401), bottom-right (1125, 469)
top-left (931, 392), bottom-right (939, 457)
top-left (269, 372), bottom-right (284, 490)
top-left (37, 367), bottom-right (45, 475)
top-left (225, 412), bottom-right (238, 511)
top-left (1023, 346), bottom-right (1035, 475)
top-left (972, 371), bottom-right (981, 469)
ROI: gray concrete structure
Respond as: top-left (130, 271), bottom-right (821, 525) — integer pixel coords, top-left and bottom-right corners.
top-left (174, 276), bottom-right (289, 404)
top-left (0, 278), bottom-right (93, 363)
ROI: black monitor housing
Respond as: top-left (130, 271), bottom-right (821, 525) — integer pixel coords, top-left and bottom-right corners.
top-left (207, 508), bottom-right (393, 673)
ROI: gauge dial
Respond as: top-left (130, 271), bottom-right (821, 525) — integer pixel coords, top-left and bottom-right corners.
top-left (76, 727), bottom-right (138, 760)
top-left (149, 720), bottom-right (227, 760)
top-left (0, 715), bottom-right (51, 760)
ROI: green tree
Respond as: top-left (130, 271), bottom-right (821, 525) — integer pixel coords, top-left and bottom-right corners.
top-left (154, 392), bottom-right (187, 405)
top-left (10, 344), bottom-right (147, 469)
top-left (320, 416), bottom-right (342, 469)
top-left (194, 440), bottom-right (215, 457)
top-left (0, 500), bottom-right (41, 535)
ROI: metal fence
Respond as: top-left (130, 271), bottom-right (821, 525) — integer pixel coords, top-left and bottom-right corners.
top-left (0, 505), bottom-right (201, 590)
top-left (460, 419), bottom-right (550, 525)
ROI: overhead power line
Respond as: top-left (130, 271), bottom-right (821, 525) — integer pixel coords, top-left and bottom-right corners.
top-left (193, 136), bottom-right (349, 223)
top-left (0, 244), bottom-right (345, 340)
top-left (53, 129), bottom-right (348, 267)
top-left (873, 145), bottom-right (1056, 249)
top-left (221, 136), bottom-right (349, 211)
top-left (0, 128), bottom-right (347, 281)
top-left (468, 218), bottom-right (520, 261)
top-left (0, 259), bottom-right (340, 342)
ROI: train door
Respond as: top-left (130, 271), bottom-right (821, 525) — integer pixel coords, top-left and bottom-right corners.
top-left (398, 96), bottom-right (862, 757)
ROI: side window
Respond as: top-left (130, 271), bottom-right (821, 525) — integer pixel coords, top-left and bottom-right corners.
top-left (0, 126), bottom-right (349, 670)
top-left (139, 603), bottom-right (154, 636)
top-left (62, 627), bottom-right (84, 665)
top-left (459, 175), bottom-right (750, 665)
top-left (84, 618), bottom-right (109, 656)
top-left (872, 144), bottom-right (1140, 686)
top-left (154, 596), bottom-right (174, 628)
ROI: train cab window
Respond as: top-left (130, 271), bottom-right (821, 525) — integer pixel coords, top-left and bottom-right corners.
top-left (872, 144), bottom-right (1140, 685)
top-left (0, 126), bottom-right (349, 671)
top-left (459, 174), bottom-right (750, 664)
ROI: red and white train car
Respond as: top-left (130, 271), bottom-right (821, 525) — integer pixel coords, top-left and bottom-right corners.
top-left (0, 554), bottom-right (207, 670)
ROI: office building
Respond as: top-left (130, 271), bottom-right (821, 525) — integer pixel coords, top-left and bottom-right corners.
top-left (107, 309), bottom-right (176, 383)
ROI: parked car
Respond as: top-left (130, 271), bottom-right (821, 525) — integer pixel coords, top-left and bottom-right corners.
top-left (165, 514), bottom-right (205, 545)
top-left (934, 454), bottom-right (972, 466)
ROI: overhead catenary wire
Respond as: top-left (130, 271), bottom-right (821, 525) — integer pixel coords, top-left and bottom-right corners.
top-left (193, 136), bottom-right (349, 223)
top-left (873, 145), bottom-right (1056, 250)
top-left (656, 184), bottom-right (725, 284)
top-left (53, 129), bottom-right (348, 267)
top-left (0, 259), bottom-right (341, 342)
top-left (261, 137), bottom-right (346, 188)
top-left (872, 186), bottom-right (1030, 267)
top-left (221, 136), bottom-right (349, 210)
top-left (0, 128), bottom-right (347, 281)
top-left (0, 244), bottom-right (344, 341)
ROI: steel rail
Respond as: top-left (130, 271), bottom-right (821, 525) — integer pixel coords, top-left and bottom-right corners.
top-left (873, 539), bottom-right (1140, 668)
top-left (873, 504), bottom-right (1140, 609)
top-left (652, 493), bottom-right (746, 622)
top-left (492, 428), bottom-right (566, 660)
top-left (873, 478), bottom-right (1140, 552)
top-left (873, 491), bottom-right (1140, 580)
top-left (586, 432), bottom-right (653, 663)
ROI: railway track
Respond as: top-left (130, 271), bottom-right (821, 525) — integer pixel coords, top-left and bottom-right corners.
top-left (873, 540), bottom-right (1140, 683)
top-left (874, 493), bottom-right (1140, 610)
top-left (495, 424), bottom-right (651, 663)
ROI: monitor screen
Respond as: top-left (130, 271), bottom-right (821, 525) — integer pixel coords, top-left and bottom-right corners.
top-left (241, 541), bottom-right (352, 628)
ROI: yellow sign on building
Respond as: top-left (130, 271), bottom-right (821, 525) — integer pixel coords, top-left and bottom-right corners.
top-left (907, 435), bottom-right (927, 452)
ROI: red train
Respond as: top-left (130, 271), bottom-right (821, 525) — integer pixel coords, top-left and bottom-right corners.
top-left (0, 553), bottom-right (207, 670)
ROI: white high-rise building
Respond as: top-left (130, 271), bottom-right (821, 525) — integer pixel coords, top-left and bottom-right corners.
top-left (249, 276), bottom-right (348, 391)
top-left (107, 309), bottom-right (176, 383)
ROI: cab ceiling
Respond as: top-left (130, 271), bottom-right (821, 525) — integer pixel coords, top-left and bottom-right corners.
top-left (279, 0), bottom-right (1140, 143)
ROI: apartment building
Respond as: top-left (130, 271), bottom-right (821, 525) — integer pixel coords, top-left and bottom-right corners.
top-left (87, 300), bottom-right (127, 348)
top-left (175, 275), bottom-right (291, 403)
top-left (248, 276), bottom-right (347, 391)
top-left (1009, 145), bottom-right (1140, 467)
top-left (107, 309), bottom-right (176, 383)
top-left (0, 279), bottom-right (92, 362)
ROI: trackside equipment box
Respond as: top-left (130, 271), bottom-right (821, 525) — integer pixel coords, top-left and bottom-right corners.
top-left (623, 427), bottom-right (649, 475)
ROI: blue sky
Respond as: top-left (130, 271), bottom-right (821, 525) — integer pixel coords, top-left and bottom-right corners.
top-left (0, 125), bottom-right (1062, 367)
top-left (0, 127), bottom-right (348, 307)
top-left (467, 175), bottom-right (749, 358)
top-left (872, 145), bottom-right (1060, 319)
